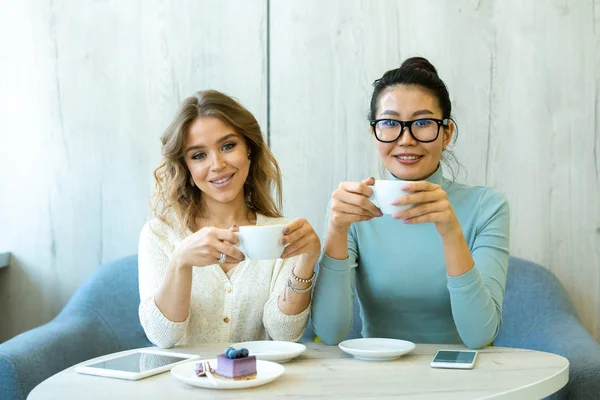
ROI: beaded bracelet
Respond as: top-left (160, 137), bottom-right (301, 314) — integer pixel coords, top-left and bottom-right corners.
top-left (286, 278), bottom-right (313, 294)
top-left (290, 267), bottom-right (315, 284)
top-left (282, 278), bottom-right (313, 303)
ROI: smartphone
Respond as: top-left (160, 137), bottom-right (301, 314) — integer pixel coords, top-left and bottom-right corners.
top-left (430, 350), bottom-right (478, 369)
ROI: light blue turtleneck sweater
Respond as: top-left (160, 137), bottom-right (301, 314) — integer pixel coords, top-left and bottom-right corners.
top-left (311, 167), bottom-right (510, 349)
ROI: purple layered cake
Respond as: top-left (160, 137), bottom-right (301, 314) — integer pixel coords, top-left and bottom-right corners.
top-left (213, 347), bottom-right (257, 381)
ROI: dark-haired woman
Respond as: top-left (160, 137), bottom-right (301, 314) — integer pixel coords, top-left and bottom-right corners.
top-left (311, 57), bottom-right (510, 349)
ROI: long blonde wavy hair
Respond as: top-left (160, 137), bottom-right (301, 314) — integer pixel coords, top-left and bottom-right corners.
top-left (152, 90), bottom-right (283, 232)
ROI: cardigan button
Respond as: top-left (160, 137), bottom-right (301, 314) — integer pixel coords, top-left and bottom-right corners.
top-left (223, 317), bottom-right (230, 323)
top-left (226, 287), bottom-right (232, 293)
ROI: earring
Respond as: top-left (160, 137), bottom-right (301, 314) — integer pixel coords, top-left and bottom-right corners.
top-left (190, 177), bottom-right (195, 187)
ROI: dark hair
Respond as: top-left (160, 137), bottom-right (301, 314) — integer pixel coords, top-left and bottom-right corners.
top-left (369, 57), bottom-right (463, 180)
top-left (369, 57), bottom-right (451, 120)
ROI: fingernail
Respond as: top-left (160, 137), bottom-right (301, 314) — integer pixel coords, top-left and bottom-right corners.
top-left (401, 185), bottom-right (410, 191)
top-left (283, 227), bottom-right (289, 234)
top-left (281, 238), bottom-right (287, 245)
top-left (378, 210), bottom-right (383, 217)
top-left (231, 224), bottom-right (238, 229)
top-left (241, 255), bottom-right (246, 260)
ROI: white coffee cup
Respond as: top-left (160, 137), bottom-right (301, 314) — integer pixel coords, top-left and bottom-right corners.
top-left (236, 224), bottom-right (285, 260)
top-left (371, 180), bottom-right (413, 215)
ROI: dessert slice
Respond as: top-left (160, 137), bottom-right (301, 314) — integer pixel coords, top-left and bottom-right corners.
top-left (212, 347), bottom-right (257, 381)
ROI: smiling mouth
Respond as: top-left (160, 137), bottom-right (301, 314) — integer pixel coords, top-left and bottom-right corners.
top-left (397, 156), bottom-right (422, 160)
top-left (395, 155), bottom-right (423, 160)
top-left (210, 173), bottom-right (234, 184)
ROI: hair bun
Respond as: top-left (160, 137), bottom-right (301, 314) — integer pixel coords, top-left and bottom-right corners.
top-left (400, 57), bottom-right (438, 76)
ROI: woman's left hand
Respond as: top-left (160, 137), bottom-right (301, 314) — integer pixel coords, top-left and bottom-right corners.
top-left (280, 218), bottom-right (321, 261)
top-left (392, 181), bottom-right (461, 237)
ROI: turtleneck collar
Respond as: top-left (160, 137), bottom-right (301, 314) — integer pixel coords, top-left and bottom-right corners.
top-left (387, 164), bottom-right (446, 187)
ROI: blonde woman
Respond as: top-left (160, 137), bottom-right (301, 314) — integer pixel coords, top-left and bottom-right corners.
top-left (139, 90), bottom-right (319, 348)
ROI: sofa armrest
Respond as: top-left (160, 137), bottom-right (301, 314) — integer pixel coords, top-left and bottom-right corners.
top-left (0, 305), bottom-right (121, 400)
top-left (498, 309), bottom-right (600, 400)
top-left (496, 258), bottom-right (600, 399)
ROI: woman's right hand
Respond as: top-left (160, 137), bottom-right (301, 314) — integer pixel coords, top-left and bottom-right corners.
top-left (328, 177), bottom-right (383, 232)
top-left (172, 226), bottom-right (245, 269)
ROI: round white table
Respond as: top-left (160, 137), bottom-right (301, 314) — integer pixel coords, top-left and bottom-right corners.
top-left (28, 342), bottom-right (569, 399)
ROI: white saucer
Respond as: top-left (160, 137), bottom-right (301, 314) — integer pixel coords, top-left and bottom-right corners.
top-left (170, 359), bottom-right (284, 389)
top-left (338, 338), bottom-right (416, 361)
top-left (229, 341), bottom-right (306, 363)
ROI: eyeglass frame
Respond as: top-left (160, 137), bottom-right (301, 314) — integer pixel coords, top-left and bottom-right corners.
top-left (369, 118), bottom-right (450, 143)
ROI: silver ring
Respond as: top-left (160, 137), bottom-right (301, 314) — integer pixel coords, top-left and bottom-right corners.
top-left (219, 253), bottom-right (227, 264)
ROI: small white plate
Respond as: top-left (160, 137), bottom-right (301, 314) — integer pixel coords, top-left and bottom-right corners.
top-left (229, 341), bottom-right (306, 363)
top-left (170, 359), bottom-right (284, 389)
top-left (338, 338), bottom-right (416, 361)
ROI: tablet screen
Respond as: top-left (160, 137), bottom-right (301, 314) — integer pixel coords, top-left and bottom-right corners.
top-left (87, 352), bottom-right (191, 373)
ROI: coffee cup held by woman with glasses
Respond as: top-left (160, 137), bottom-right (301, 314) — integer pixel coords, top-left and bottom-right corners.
top-left (311, 57), bottom-right (510, 349)
top-left (138, 90), bottom-right (320, 348)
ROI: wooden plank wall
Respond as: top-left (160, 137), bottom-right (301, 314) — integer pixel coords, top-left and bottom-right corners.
top-left (0, 0), bottom-right (267, 341)
top-left (270, 0), bottom-right (600, 340)
top-left (1, 0), bottom-right (598, 342)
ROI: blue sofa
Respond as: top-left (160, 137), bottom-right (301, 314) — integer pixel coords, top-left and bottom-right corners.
top-left (0, 256), bottom-right (598, 399)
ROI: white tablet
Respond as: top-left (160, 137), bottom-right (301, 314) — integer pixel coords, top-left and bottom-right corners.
top-left (74, 348), bottom-right (200, 380)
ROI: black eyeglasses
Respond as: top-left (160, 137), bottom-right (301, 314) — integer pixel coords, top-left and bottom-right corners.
top-left (369, 118), bottom-right (450, 143)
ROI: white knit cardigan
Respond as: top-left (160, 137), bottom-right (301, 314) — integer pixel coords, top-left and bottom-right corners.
top-left (138, 213), bottom-right (310, 348)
